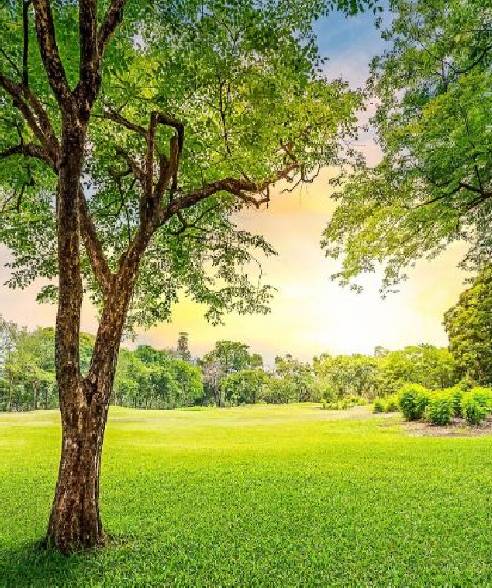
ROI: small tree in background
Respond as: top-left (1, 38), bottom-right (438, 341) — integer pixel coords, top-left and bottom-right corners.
top-left (176, 331), bottom-right (191, 362)
top-left (201, 340), bottom-right (259, 405)
top-left (220, 368), bottom-right (270, 405)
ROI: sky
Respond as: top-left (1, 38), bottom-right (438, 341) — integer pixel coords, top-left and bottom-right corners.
top-left (0, 8), bottom-right (469, 363)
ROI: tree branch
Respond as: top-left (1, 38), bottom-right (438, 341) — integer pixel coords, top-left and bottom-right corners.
top-left (0, 73), bottom-right (47, 147)
top-left (22, 0), bottom-right (32, 89)
top-left (98, 107), bottom-right (147, 137)
top-left (78, 187), bottom-right (114, 295)
top-left (115, 146), bottom-right (146, 187)
top-left (0, 142), bottom-right (53, 168)
top-left (166, 163), bottom-right (298, 219)
top-left (31, 0), bottom-right (71, 107)
top-left (98, 0), bottom-right (127, 56)
top-left (77, 0), bottom-right (99, 109)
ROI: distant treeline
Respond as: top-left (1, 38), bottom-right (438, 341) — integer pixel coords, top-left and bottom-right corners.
top-left (0, 314), bottom-right (474, 412)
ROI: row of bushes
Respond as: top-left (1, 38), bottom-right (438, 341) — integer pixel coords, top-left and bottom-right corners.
top-left (322, 396), bottom-right (367, 410)
top-left (378, 383), bottom-right (492, 426)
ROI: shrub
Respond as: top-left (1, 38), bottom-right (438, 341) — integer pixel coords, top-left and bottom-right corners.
top-left (323, 396), bottom-right (366, 411)
top-left (385, 396), bottom-right (399, 413)
top-left (426, 393), bottom-right (454, 426)
top-left (373, 399), bottom-right (385, 413)
top-left (451, 388), bottom-right (463, 417)
top-left (398, 384), bottom-right (430, 421)
top-left (348, 395), bottom-right (366, 407)
top-left (461, 393), bottom-right (488, 425)
top-left (469, 387), bottom-right (492, 410)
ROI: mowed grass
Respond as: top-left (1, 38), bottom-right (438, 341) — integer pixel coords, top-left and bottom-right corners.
top-left (2, 405), bottom-right (492, 587)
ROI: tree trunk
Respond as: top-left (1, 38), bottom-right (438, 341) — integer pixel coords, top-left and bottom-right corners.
top-left (48, 241), bottom-right (140, 551)
top-left (47, 389), bottom-right (108, 552)
top-left (48, 120), bottom-right (95, 552)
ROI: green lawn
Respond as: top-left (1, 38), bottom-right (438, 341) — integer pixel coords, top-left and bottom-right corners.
top-left (2, 404), bottom-right (492, 587)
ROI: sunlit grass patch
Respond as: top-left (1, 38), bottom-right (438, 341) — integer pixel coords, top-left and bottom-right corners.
top-left (1, 404), bottom-right (492, 586)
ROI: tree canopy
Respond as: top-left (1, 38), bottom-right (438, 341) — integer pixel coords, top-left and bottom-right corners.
top-left (322, 0), bottom-right (492, 291)
top-left (0, 0), bottom-right (363, 326)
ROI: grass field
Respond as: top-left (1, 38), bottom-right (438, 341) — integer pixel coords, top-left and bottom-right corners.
top-left (2, 404), bottom-right (492, 587)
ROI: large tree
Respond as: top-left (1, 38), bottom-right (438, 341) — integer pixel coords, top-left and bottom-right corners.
top-left (322, 0), bottom-right (492, 291)
top-left (0, 0), bottom-right (364, 551)
top-left (201, 339), bottom-right (260, 405)
top-left (444, 267), bottom-right (492, 385)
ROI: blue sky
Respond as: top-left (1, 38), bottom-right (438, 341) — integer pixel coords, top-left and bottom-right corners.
top-left (315, 6), bottom-right (388, 87)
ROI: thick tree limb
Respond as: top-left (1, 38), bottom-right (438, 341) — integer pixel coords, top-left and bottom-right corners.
top-left (77, 0), bottom-right (99, 110)
top-left (98, 0), bottom-right (128, 56)
top-left (31, 0), bottom-right (71, 108)
top-left (166, 163), bottom-right (298, 218)
top-left (0, 142), bottom-right (53, 167)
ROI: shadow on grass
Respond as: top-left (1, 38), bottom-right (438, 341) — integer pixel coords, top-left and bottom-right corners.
top-left (0, 536), bottom-right (132, 588)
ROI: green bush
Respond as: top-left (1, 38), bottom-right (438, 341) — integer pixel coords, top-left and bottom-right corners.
top-left (323, 396), bottom-right (367, 411)
top-left (398, 384), bottom-right (430, 421)
top-left (461, 393), bottom-right (488, 425)
top-left (469, 387), bottom-right (492, 410)
top-left (373, 399), bottom-right (385, 413)
top-left (426, 393), bottom-right (454, 426)
top-left (439, 387), bottom-right (463, 417)
top-left (451, 388), bottom-right (463, 418)
top-left (385, 396), bottom-right (399, 413)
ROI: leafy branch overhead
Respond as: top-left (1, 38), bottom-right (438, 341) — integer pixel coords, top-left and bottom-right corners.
top-left (323, 0), bottom-right (492, 292)
top-left (0, 0), bottom-right (361, 326)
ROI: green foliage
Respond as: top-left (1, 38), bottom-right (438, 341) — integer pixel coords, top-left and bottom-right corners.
top-left (398, 384), bottom-right (430, 421)
top-left (322, 0), bottom-right (492, 291)
top-left (314, 345), bottom-right (456, 401)
top-left (468, 387), bottom-right (492, 411)
top-left (384, 395), bottom-right (399, 413)
top-left (373, 399), bottom-right (385, 413)
top-left (314, 353), bottom-right (378, 398)
top-left (176, 332), bottom-right (192, 362)
top-left (375, 345), bottom-right (456, 395)
top-left (0, 327), bottom-right (94, 411)
top-left (425, 393), bottom-right (454, 426)
top-left (461, 393), bottom-right (488, 426)
top-left (274, 355), bottom-right (319, 402)
top-left (323, 395), bottom-right (365, 410)
top-left (373, 395), bottom-right (399, 414)
top-left (114, 345), bottom-right (203, 409)
top-left (3, 404), bottom-right (492, 586)
top-left (441, 387), bottom-right (464, 418)
top-left (220, 369), bottom-right (270, 406)
top-left (262, 377), bottom-right (298, 404)
top-left (201, 341), bottom-right (263, 405)
top-left (444, 267), bottom-right (492, 386)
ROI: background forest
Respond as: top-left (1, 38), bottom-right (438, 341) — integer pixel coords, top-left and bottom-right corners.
top-left (1, 263), bottom-right (490, 412)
